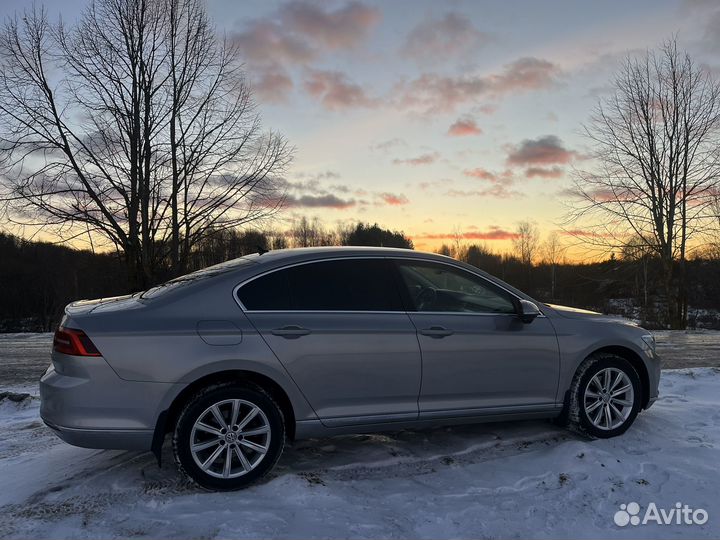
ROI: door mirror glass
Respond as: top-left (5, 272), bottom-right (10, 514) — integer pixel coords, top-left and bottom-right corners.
top-left (518, 299), bottom-right (541, 323)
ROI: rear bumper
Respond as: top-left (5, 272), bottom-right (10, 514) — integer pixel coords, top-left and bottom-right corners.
top-left (40, 352), bottom-right (179, 451)
top-left (42, 418), bottom-right (153, 450)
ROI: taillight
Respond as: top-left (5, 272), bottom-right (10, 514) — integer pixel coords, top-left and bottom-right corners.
top-left (53, 327), bottom-right (101, 357)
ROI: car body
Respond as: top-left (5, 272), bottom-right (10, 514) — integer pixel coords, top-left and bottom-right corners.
top-left (40, 247), bottom-right (661, 489)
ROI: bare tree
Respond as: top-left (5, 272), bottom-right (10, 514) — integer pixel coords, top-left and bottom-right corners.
top-left (512, 220), bottom-right (540, 267)
top-left (707, 190), bottom-right (720, 259)
top-left (620, 234), bottom-right (654, 312)
top-left (567, 39), bottom-right (720, 328)
top-left (0, 0), bottom-right (292, 290)
top-left (288, 217), bottom-right (334, 248)
top-left (540, 231), bottom-right (565, 299)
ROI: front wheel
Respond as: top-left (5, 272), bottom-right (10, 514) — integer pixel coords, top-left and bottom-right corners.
top-left (569, 354), bottom-right (642, 438)
top-left (173, 383), bottom-right (285, 490)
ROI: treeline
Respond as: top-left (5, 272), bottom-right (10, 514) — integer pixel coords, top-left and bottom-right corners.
top-left (0, 233), bottom-right (128, 332)
top-left (1, 225), bottom-right (719, 332)
top-left (441, 243), bottom-right (720, 330)
top-left (0, 221), bottom-right (413, 331)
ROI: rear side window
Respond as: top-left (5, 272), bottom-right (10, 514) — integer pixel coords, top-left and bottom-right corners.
top-left (237, 258), bottom-right (403, 311)
top-left (237, 268), bottom-right (292, 310)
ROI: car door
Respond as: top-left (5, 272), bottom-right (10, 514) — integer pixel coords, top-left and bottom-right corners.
top-left (393, 259), bottom-right (560, 418)
top-left (237, 257), bottom-right (422, 427)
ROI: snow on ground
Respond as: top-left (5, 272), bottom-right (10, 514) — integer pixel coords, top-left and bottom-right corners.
top-left (0, 368), bottom-right (719, 539)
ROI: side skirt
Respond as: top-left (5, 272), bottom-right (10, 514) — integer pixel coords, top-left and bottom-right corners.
top-left (295, 406), bottom-right (563, 439)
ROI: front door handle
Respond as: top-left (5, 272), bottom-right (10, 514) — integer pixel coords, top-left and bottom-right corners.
top-left (419, 326), bottom-right (454, 338)
top-left (271, 325), bottom-right (311, 339)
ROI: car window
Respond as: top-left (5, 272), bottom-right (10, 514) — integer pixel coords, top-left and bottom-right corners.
top-left (397, 261), bottom-right (516, 314)
top-left (236, 266), bottom-right (292, 310)
top-left (237, 258), bottom-right (404, 311)
top-left (141, 256), bottom-right (258, 300)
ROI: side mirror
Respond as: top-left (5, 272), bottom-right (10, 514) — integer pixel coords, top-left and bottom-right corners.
top-left (518, 299), bottom-right (541, 324)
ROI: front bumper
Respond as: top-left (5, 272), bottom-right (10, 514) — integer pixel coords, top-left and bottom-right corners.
top-left (643, 348), bottom-right (662, 409)
top-left (40, 352), bottom-right (178, 451)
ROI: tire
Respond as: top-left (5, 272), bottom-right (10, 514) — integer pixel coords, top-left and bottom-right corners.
top-left (173, 382), bottom-right (285, 490)
top-left (568, 353), bottom-right (642, 439)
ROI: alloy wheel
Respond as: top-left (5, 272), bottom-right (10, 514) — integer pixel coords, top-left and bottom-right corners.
top-left (189, 399), bottom-right (271, 479)
top-left (583, 367), bottom-right (635, 431)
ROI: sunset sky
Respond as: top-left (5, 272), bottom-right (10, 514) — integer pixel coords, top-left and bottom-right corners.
top-left (2, 0), bottom-right (719, 254)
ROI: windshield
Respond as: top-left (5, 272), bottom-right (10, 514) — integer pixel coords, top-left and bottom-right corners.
top-left (140, 256), bottom-right (258, 300)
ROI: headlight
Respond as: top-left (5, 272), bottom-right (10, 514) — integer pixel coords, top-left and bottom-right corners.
top-left (641, 334), bottom-right (656, 352)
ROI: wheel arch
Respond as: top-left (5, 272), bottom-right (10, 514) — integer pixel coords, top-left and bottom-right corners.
top-left (583, 345), bottom-right (650, 409)
top-left (153, 369), bottom-right (297, 464)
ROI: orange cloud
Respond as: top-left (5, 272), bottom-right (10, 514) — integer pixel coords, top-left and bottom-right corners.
top-left (448, 117), bottom-right (482, 136)
top-left (378, 192), bottom-right (409, 205)
top-left (463, 167), bottom-right (497, 181)
top-left (416, 226), bottom-right (519, 241)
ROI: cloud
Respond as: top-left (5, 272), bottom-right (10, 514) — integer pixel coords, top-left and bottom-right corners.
top-left (506, 135), bottom-right (576, 166)
top-left (397, 57), bottom-right (560, 113)
top-left (525, 166), bottom-right (564, 179)
top-left (252, 67), bottom-right (295, 103)
top-left (392, 152), bottom-right (440, 166)
top-left (377, 192), bottom-right (409, 206)
top-left (560, 228), bottom-right (613, 239)
top-left (463, 168), bottom-right (516, 188)
top-left (284, 194), bottom-right (356, 209)
top-left (282, 1), bottom-right (380, 49)
top-left (295, 170), bottom-right (341, 182)
top-left (448, 117), bottom-right (482, 136)
top-left (418, 178), bottom-right (453, 190)
top-left (464, 168), bottom-right (498, 182)
top-left (303, 69), bottom-right (378, 109)
top-left (401, 12), bottom-right (490, 63)
top-left (371, 138), bottom-right (406, 152)
top-left (446, 185), bottom-right (521, 199)
top-left (275, 177), bottom-right (357, 209)
top-left (232, 1), bottom-right (380, 102)
top-left (416, 226), bottom-right (519, 241)
top-left (233, 20), bottom-right (315, 66)
top-left (489, 57), bottom-right (560, 94)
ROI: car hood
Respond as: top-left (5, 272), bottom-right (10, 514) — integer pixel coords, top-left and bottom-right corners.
top-left (546, 303), bottom-right (637, 325)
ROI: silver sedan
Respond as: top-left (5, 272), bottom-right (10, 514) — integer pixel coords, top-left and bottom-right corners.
top-left (40, 247), bottom-right (661, 490)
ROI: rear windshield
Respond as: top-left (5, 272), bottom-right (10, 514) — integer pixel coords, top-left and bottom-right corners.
top-left (141, 256), bottom-right (258, 300)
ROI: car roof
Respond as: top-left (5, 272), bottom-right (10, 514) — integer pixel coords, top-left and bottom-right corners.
top-left (253, 246), bottom-right (452, 263)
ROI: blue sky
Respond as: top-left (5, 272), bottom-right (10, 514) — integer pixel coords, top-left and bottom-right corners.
top-left (2, 0), bottom-right (718, 252)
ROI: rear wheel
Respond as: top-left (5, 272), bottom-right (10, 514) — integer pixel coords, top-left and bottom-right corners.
top-left (173, 383), bottom-right (285, 490)
top-left (569, 354), bottom-right (642, 438)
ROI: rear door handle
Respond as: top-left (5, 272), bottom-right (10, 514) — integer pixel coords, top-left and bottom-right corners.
top-left (271, 325), bottom-right (311, 338)
top-left (419, 326), bottom-right (454, 338)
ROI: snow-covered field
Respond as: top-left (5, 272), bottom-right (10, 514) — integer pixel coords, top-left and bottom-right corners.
top-left (0, 368), bottom-right (717, 539)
